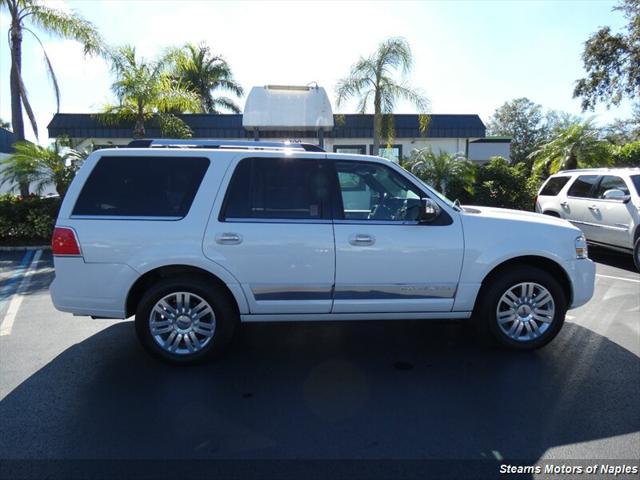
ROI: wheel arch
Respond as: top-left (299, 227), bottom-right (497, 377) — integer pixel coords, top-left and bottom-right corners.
top-left (126, 264), bottom-right (244, 318)
top-left (474, 255), bottom-right (573, 312)
top-left (542, 210), bottom-right (561, 217)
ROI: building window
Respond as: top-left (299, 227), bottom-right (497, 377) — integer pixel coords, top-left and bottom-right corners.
top-left (333, 145), bottom-right (366, 155)
top-left (370, 144), bottom-right (403, 163)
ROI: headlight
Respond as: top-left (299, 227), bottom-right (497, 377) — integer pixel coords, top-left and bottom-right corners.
top-left (575, 235), bottom-right (588, 259)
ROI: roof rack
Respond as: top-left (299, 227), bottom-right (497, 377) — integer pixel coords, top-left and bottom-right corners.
top-left (127, 139), bottom-right (325, 152)
top-left (557, 167), bottom-right (640, 173)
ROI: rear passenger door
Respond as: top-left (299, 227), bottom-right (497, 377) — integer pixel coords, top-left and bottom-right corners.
top-left (564, 174), bottom-right (601, 240)
top-left (588, 175), bottom-right (633, 247)
top-left (204, 154), bottom-right (335, 315)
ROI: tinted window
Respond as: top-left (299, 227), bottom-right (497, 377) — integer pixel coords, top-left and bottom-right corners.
top-left (540, 176), bottom-right (570, 196)
top-left (567, 175), bottom-right (599, 198)
top-left (594, 175), bottom-right (630, 198)
top-left (73, 156), bottom-right (209, 217)
top-left (335, 161), bottom-right (422, 221)
top-left (631, 175), bottom-right (640, 196)
top-left (222, 157), bottom-right (329, 220)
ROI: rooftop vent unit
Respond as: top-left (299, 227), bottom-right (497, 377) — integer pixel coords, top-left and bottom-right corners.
top-left (242, 84), bottom-right (334, 147)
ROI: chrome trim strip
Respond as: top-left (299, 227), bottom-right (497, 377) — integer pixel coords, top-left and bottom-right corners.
top-left (569, 220), bottom-right (628, 232)
top-left (224, 218), bottom-right (332, 224)
top-left (333, 219), bottom-right (420, 226)
top-left (252, 284), bottom-right (333, 301)
top-left (334, 283), bottom-right (457, 300)
top-left (251, 283), bottom-right (457, 301)
top-left (70, 215), bottom-right (182, 221)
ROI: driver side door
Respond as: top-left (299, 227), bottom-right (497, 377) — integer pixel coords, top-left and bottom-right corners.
top-left (330, 158), bottom-right (464, 313)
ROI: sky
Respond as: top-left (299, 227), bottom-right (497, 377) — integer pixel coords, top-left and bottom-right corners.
top-left (0, 0), bottom-right (635, 144)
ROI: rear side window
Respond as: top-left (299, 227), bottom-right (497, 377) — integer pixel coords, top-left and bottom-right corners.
top-left (631, 175), bottom-right (640, 196)
top-left (539, 176), bottom-right (570, 196)
top-left (567, 175), bottom-right (599, 198)
top-left (221, 157), bottom-right (329, 220)
top-left (73, 156), bottom-right (209, 217)
top-left (594, 175), bottom-right (630, 197)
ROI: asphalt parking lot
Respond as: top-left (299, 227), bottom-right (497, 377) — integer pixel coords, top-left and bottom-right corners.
top-left (0, 248), bottom-right (638, 478)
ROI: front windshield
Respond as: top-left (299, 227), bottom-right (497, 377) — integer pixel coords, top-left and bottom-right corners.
top-left (401, 168), bottom-right (460, 210)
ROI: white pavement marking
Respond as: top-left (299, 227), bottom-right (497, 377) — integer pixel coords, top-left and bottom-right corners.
top-left (0, 249), bottom-right (42, 336)
top-left (595, 273), bottom-right (640, 284)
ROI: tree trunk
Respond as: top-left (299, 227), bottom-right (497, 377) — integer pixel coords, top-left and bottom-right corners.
top-left (372, 92), bottom-right (381, 157)
top-left (134, 109), bottom-right (145, 138)
top-left (9, 20), bottom-right (29, 196)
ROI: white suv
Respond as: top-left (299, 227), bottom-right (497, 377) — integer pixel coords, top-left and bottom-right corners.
top-left (50, 140), bottom-right (595, 364)
top-left (535, 168), bottom-right (640, 270)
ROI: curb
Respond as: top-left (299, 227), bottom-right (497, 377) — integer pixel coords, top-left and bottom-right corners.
top-left (0, 246), bottom-right (50, 251)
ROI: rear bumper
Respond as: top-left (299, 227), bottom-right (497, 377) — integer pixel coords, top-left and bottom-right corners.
top-left (50, 258), bottom-right (139, 319)
top-left (563, 258), bottom-right (596, 309)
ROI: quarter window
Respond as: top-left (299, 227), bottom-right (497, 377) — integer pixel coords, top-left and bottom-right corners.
top-left (222, 157), bottom-right (329, 220)
top-left (567, 175), bottom-right (599, 198)
top-left (594, 175), bottom-right (629, 198)
top-left (539, 176), bottom-right (570, 196)
top-left (335, 161), bottom-right (422, 221)
top-left (73, 156), bottom-right (209, 217)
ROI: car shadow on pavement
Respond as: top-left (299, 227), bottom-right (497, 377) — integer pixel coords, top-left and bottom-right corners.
top-left (0, 320), bottom-right (638, 479)
top-left (588, 246), bottom-right (637, 274)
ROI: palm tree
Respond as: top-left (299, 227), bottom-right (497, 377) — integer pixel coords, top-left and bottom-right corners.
top-left (530, 119), bottom-right (611, 175)
top-left (102, 46), bottom-right (201, 138)
top-left (167, 43), bottom-right (244, 113)
top-left (335, 37), bottom-right (429, 156)
top-left (404, 148), bottom-right (473, 196)
top-left (1, 0), bottom-right (103, 195)
top-left (0, 138), bottom-right (90, 197)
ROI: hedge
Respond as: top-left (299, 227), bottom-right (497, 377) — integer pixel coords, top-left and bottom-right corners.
top-left (0, 194), bottom-right (61, 246)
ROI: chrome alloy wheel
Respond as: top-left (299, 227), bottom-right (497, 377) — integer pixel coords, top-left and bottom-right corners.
top-left (149, 292), bottom-right (216, 355)
top-left (496, 282), bottom-right (555, 342)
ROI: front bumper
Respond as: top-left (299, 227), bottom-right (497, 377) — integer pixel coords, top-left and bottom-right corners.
top-left (563, 258), bottom-right (596, 309)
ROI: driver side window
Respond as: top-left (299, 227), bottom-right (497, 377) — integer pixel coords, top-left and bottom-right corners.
top-left (335, 161), bottom-right (422, 221)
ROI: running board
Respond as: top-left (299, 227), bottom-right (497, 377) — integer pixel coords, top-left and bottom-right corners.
top-left (240, 312), bottom-right (472, 322)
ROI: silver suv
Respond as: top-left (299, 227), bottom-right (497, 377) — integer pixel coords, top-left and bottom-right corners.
top-left (535, 168), bottom-right (640, 270)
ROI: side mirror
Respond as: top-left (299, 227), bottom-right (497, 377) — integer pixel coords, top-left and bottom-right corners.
top-left (418, 198), bottom-right (440, 223)
top-left (603, 189), bottom-right (630, 203)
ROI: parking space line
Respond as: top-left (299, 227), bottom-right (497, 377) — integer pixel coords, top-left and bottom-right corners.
top-left (0, 250), bottom-right (33, 316)
top-left (0, 249), bottom-right (42, 337)
top-left (595, 273), bottom-right (640, 284)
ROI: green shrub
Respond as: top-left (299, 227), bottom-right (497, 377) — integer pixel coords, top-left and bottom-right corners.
top-left (0, 194), bottom-right (61, 245)
top-left (473, 157), bottom-right (536, 210)
top-left (610, 141), bottom-right (640, 166)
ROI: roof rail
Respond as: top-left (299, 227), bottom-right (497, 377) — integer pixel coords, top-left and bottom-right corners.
top-left (127, 139), bottom-right (325, 152)
top-left (557, 167), bottom-right (640, 173)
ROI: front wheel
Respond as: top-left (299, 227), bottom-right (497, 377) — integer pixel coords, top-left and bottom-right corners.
top-left (135, 277), bottom-right (238, 364)
top-left (476, 266), bottom-right (567, 350)
top-left (633, 237), bottom-right (640, 272)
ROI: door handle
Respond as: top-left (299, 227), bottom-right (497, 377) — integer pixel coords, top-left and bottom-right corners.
top-left (560, 201), bottom-right (569, 207)
top-left (349, 234), bottom-right (375, 246)
top-left (588, 205), bottom-right (600, 211)
top-left (215, 232), bottom-right (242, 245)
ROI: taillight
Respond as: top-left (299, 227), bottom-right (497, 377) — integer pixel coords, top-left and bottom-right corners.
top-left (51, 227), bottom-right (81, 256)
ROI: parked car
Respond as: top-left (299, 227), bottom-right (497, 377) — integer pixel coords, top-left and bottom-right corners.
top-left (50, 140), bottom-right (595, 364)
top-left (535, 168), bottom-right (640, 270)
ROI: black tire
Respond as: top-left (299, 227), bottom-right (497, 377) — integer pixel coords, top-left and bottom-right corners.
top-left (634, 237), bottom-right (640, 272)
top-left (135, 276), bottom-right (238, 364)
top-left (474, 265), bottom-right (567, 350)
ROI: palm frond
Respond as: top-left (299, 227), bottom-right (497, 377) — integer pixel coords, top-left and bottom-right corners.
top-left (27, 3), bottom-right (104, 56)
top-left (24, 27), bottom-right (60, 112)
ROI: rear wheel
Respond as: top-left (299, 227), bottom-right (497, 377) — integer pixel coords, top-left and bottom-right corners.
top-left (135, 277), bottom-right (238, 364)
top-left (475, 266), bottom-right (567, 350)
top-left (634, 237), bottom-right (640, 272)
